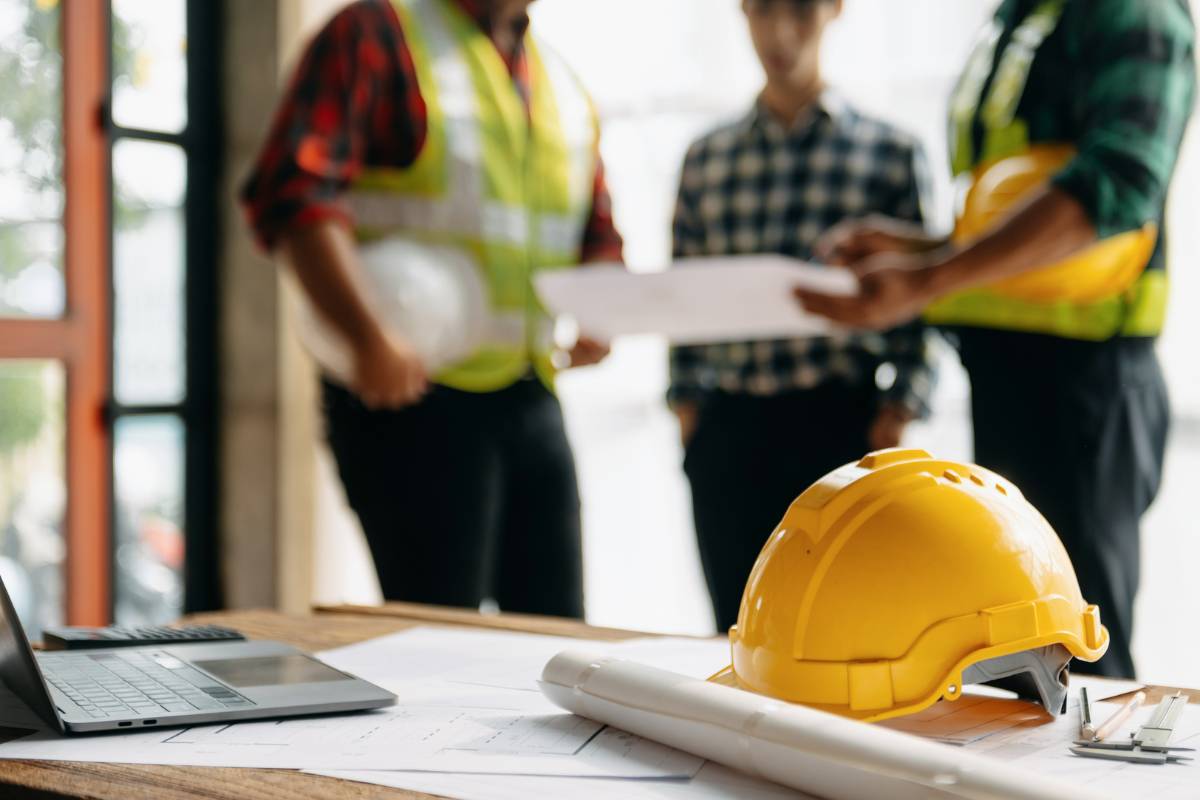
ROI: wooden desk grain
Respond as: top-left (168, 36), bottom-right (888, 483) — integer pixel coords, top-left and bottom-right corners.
top-left (315, 602), bottom-right (642, 642)
top-left (1, 605), bottom-right (1195, 800)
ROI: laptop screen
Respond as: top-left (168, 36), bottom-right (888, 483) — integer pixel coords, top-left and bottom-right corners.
top-left (0, 573), bottom-right (61, 730)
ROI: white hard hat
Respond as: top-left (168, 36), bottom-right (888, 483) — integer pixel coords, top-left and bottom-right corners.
top-left (288, 237), bottom-right (488, 384)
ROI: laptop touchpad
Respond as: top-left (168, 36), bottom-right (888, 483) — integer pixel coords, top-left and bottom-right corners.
top-left (192, 654), bottom-right (352, 687)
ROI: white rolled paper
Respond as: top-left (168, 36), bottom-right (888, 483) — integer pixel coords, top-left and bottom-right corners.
top-left (540, 651), bottom-right (1103, 800)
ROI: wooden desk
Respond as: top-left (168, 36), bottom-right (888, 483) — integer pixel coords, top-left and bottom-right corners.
top-left (0, 606), bottom-right (641, 800)
top-left (1, 604), bottom-right (1195, 800)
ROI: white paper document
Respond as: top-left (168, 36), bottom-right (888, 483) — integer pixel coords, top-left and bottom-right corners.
top-left (960, 695), bottom-right (1200, 800)
top-left (321, 626), bottom-right (729, 692)
top-left (1072, 675), bottom-right (1146, 702)
top-left (309, 761), bottom-right (815, 800)
top-left (878, 693), bottom-right (1053, 747)
top-left (535, 256), bottom-right (858, 344)
top-left (880, 676), bottom-right (1149, 747)
top-left (0, 628), bottom-right (713, 778)
top-left (0, 683), bottom-right (699, 776)
top-left (0, 625), bottom-right (1191, 800)
top-left (310, 692), bottom-right (1200, 800)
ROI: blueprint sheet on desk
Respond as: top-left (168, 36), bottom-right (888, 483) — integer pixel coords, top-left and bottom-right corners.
top-left (0, 628), bottom-right (721, 776)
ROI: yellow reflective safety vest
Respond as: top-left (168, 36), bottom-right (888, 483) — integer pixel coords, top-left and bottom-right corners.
top-left (346, 0), bottom-right (599, 391)
top-left (926, 0), bottom-right (1167, 340)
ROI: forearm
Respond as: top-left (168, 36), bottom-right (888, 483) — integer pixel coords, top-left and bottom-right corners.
top-left (883, 219), bottom-right (948, 253)
top-left (277, 219), bottom-right (384, 350)
top-left (927, 187), bottom-right (1097, 296)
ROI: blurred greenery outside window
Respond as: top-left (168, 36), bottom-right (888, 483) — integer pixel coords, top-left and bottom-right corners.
top-left (0, 0), bottom-right (66, 637)
top-left (0, 361), bottom-right (64, 636)
top-left (0, 0), bottom-right (63, 318)
top-left (1, 0), bottom-right (187, 630)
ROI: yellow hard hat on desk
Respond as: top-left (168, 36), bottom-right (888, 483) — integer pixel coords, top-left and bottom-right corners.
top-left (709, 448), bottom-right (1108, 723)
top-left (955, 143), bottom-right (1157, 304)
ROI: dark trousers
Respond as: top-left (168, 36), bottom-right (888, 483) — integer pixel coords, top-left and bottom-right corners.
top-left (684, 382), bottom-right (878, 632)
top-left (956, 329), bottom-right (1169, 679)
top-left (322, 377), bottom-right (584, 619)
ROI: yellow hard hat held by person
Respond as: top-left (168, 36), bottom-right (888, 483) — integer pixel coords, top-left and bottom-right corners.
top-left (952, 144), bottom-right (1157, 305)
top-left (709, 448), bottom-right (1108, 723)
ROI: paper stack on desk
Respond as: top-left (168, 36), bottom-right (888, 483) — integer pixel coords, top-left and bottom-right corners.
top-left (0, 628), bottom-right (713, 777)
top-left (0, 627), bottom-right (1195, 800)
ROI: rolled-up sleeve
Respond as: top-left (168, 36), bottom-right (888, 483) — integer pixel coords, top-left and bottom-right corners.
top-left (1051, 0), bottom-right (1197, 239)
top-left (239, 1), bottom-right (423, 252)
top-left (579, 158), bottom-right (625, 263)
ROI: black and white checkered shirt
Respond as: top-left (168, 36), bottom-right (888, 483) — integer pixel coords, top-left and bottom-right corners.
top-left (669, 91), bottom-right (934, 417)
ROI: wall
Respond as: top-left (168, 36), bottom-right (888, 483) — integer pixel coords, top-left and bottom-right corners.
top-left (219, 0), bottom-right (284, 609)
top-left (218, 0), bottom-right (346, 612)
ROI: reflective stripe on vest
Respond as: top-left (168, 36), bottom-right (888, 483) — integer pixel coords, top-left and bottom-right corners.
top-left (938, 0), bottom-right (1166, 339)
top-left (347, 0), bottom-right (598, 391)
top-left (925, 271), bottom-right (1168, 341)
top-left (949, 0), bottom-right (1067, 176)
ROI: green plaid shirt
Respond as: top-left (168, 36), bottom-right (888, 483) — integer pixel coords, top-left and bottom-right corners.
top-left (958, 0), bottom-right (1196, 267)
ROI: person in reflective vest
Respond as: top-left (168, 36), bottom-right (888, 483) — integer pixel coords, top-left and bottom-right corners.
top-left (241, 0), bottom-right (622, 617)
top-left (796, 0), bottom-right (1196, 677)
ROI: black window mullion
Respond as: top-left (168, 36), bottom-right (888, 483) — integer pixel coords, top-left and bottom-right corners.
top-left (182, 0), bottom-right (222, 613)
top-left (109, 403), bottom-right (188, 417)
top-left (111, 126), bottom-right (187, 147)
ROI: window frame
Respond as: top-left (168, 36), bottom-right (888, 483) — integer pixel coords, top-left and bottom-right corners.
top-left (0, 0), bottom-right (222, 627)
top-left (105, 0), bottom-right (222, 618)
top-left (0, 0), bottom-right (112, 625)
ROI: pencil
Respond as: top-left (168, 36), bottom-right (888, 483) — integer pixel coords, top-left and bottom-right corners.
top-left (1078, 687), bottom-right (1095, 741)
top-left (1092, 690), bottom-right (1146, 742)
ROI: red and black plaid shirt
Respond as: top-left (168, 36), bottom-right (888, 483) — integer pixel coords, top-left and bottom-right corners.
top-left (240, 0), bottom-right (623, 261)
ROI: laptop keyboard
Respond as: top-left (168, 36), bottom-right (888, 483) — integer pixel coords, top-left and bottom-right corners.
top-left (39, 651), bottom-right (254, 720)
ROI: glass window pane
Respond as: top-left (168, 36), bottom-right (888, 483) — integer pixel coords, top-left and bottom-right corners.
top-left (0, 360), bottom-right (65, 639)
top-left (0, 0), bottom-right (65, 319)
top-left (113, 139), bottom-right (186, 405)
top-left (111, 0), bottom-right (187, 134)
top-left (114, 415), bottom-right (184, 625)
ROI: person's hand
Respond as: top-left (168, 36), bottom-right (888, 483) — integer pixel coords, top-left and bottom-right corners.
top-left (351, 330), bottom-right (429, 409)
top-left (868, 404), bottom-right (914, 451)
top-left (795, 250), bottom-right (936, 331)
top-left (815, 215), bottom-right (945, 266)
top-left (673, 403), bottom-right (700, 448)
top-left (567, 335), bottom-right (611, 368)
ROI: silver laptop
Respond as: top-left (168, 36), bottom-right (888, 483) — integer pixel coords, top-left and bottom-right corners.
top-left (0, 575), bottom-right (396, 734)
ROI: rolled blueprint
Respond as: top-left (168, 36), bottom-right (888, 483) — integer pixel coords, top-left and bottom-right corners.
top-left (540, 652), bottom-right (1100, 800)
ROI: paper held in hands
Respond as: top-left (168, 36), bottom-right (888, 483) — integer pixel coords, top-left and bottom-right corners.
top-left (534, 255), bottom-right (859, 345)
